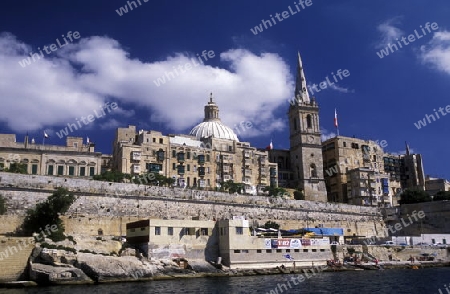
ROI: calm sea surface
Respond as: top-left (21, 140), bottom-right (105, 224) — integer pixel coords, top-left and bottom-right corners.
top-left (0, 267), bottom-right (449, 294)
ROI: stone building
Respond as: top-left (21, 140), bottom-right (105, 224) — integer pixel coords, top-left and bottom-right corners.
top-left (425, 176), bottom-right (450, 196)
top-left (0, 134), bottom-right (103, 176)
top-left (112, 96), bottom-right (278, 194)
top-left (321, 136), bottom-right (386, 203)
top-left (269, 53), bottom-right (328, 202)
top-left (346, 167), bottom-right (400, 207)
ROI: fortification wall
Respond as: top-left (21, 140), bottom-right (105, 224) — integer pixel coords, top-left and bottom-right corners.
top-left (0, 172), bottom-right (386, 238)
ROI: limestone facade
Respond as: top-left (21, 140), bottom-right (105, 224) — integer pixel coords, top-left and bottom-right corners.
top-left (0, 134), bottom-right (103, 176)
top-left (112, 125), bottom-right (278, 194)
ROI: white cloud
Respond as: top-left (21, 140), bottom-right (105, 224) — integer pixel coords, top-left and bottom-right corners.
top-left (320, 128), bottom-right (336, 142)
top-left (376, 17), bottom-right (403, 48)
top-left (420, 30), bottom-right (450, 74)
top-left (328, 83), bottom-right (354, 94)
top-left (0, 33), bottom-right (294, 139)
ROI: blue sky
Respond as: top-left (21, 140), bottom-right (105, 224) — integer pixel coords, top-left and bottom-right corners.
top-left (0, 0), bottom-right (449, 179)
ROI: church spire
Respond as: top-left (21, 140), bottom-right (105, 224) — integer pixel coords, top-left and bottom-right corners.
top-left (294, 51), bottom-right (310, 103)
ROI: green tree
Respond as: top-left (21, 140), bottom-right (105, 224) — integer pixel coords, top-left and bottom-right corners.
top-left (222, 180), bottom-right (244, 194)
top-left (294, 190), bottom-right (305, 200)
top-left (433, 191), bottom-right (450, 201)
top-left (263, 186), bottom-right (287, 197)
top-left (264, 221), bottom-right (280, 230)
top-left (5, 162), bottom-right (28, 174)
top-left (22, 188), bottom-right (76, 241)
top-left (0, 194), bottom-right (6, 215)
top-left (93, 170), bottom-right (128, 182)
top-left (398, 189), bottom-right (432, 205)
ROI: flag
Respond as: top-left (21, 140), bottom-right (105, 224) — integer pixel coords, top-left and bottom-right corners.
top-left (44, 131), bottom-right (49, 138)
top-left (266, 140), bottom-right (273, 150)
top-left (334, 109), bottom-right (338, 128)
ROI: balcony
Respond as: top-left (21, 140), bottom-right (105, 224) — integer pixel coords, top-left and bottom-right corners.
top-left (156, 149), bottom-right (165, 162)
top-left (177, 152), bottom-right (185, 163)
top-left (133, 164), bottom-right (140, 173)
top-left (244, 151), bottom-right (250, 158)
top-left (177, 165), bottom-right (185, 175)
top-left (244, 169), bottom-right (252, 176)
top-left (197, 154), bottom-right (205, 165)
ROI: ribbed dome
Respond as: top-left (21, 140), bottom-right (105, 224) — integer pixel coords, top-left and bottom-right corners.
top-left (189, 93), bottom-right (239, 141)
top-left (189, 121), bottom-right (239, 141)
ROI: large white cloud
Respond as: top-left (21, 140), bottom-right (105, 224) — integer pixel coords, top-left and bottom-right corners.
top-left (0, 32), bottom-right (294, 139)
top-left (421, 30), bottom-right (450, 74)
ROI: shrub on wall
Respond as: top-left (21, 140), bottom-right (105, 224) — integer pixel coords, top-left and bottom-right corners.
top-left (22, 187), bottom-right (76, 242)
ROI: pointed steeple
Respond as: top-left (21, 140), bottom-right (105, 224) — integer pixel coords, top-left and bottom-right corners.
top-left (405, 141), bottom-right (410, 155)
top-left (294, 51), bottom-right (310, 103)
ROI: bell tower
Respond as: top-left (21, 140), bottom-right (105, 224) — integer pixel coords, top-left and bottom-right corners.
top-left (288, 52), bottom-right (327, 202)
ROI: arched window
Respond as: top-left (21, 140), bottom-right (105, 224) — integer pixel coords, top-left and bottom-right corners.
top-left (306, 114), bottom-right (312, 129)
top-left (310, 163), bottom-right (317, 178)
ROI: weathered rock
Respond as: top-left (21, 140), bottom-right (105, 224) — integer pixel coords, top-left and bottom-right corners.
top-left (75, 253), bottom-right (156, 282)
top-left (29, 262), bottom-right (93, 285)
top-left (120, 248), bottom-right (137, 257)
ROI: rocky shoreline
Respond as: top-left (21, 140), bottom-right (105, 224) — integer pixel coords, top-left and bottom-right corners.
top-left (1, 246), bottom-right (449, 288)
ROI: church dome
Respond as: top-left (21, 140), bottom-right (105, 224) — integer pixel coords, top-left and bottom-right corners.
top-left (189, 94), bottom-right (239, 142)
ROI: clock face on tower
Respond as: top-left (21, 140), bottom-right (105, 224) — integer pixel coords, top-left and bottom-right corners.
top-left (307, 135), bottom-right (315, 143)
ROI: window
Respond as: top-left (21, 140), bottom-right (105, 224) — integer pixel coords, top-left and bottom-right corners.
top-left (155, 227), bottom-right (161, 235)
top-left (312, 249), bottom-right (317, 252)
top-left (168, 227), bottom-right (173, 235)
top-left (153, 138), bottom-right (156, 143)
top-left (276, 249), bottom-right (282, 253)
top-left (266, 249), bottom-right (272, 253)
top-left (285, 249), bottom-right (290, 253)
top-left (80, 166), bottom-right (85, 176)
top-left (220, 227), bottom-right (224, 236)
top-left (187, 164), bottom-right (190, 172)
top-left (257, 250), bottom-right (262, 253)
top-left (200, 228), bottom-right (209, 236)
top-left (173, 163), bottom-right (176, 170)
top-left (310, 164), bottom-right (317, 178)
top-left (89, 166), bottom-right (95, 176)
top-left (343, 142), bottom-right (347, 147)
top-left (242, 250), bottom-right (249, 253)
top-left (68, 166), bottom-right (75, 176)
top-left (234, 250), bottom-right (241, 253)
top-left (140, 227), bottom-right (145, 231)
top-left (206, 154), bottom-right (210, 162)
top-left (294, 249), bottom-right (300, 253)
top-left (235, 227), bottom-right (243, 235)
top-left (320, 249), bottom-right (326, 252)
top-left (172, 150), bottom-right (176, 158)
top-left (303, 249), bottom-right (308, 252)
top-left (73, 142), bottom-right (78, 148)
top-left (31, 164), bottom-right (38, 175)
top-left (48, 165), bottom-right (54, 175)
top-left (187, 152), bottom-right (191, 159)
top-left (57, 166), bottom-right (64, 175)
top-left (159, 138), bottom-right (163, 144)
top-left (306, 114), bottom-right (312, 128)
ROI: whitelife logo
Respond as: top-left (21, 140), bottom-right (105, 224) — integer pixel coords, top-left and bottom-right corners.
top-left (18, 31), bottom-right (81, 68)
top-left (376, 22), bottom-right (439, 59)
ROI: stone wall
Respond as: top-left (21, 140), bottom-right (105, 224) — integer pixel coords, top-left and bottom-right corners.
top-left (0, 172), bottom-right (386, 238)
top-left (386, 201), bottom-right (450, 236)
top-left (0, 237), bottom-right (34, 282)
